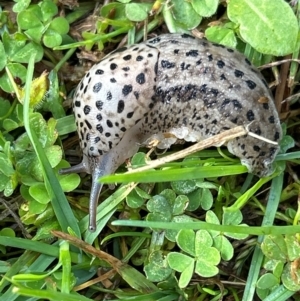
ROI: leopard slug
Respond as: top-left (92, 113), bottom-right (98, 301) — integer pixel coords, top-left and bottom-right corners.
top-left (60, 33), bottom-right (282, 231)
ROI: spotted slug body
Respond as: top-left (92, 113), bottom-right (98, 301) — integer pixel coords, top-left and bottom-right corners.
top-left (60, 33), bottom-right (282, 231)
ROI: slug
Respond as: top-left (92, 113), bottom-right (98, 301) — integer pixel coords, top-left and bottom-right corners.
top-left (60, 33), bottom-right (282, 232)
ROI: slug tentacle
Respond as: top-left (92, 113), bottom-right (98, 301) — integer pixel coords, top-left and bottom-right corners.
top-left (61, 33), bottom-right (282, 231)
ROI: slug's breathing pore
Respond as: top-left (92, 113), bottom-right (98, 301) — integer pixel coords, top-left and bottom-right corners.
top-left (60, 33), bottom-right (282, 232)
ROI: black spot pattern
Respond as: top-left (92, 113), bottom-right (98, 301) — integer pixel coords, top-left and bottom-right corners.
top-left (263, 103), bottom-right (269, 110)
top-left (95, 69), bottom-right (104, 75)
top-left (136, 55), bottom-right (143, 61)
top-left (161, 60), bottom-right (175, 69)
top-left (117, 100), bottom-right (125, 113)
top-left (127, 112), bottom-right (134, 118)
top-left (186, 50), bottom-right (198, 57)
top-left (96, 100), bottom-right (103, 110)
top-left (246, 110), bottom-right (255, 121)
top-left (107, 120), bottom-right (113, 128)
top-left (83, 105), bottom-right (91, 115)
top-left (75, 100), bottom-right (81, 107)
top-left (136, 73), bottom-right (146, 84)
top-left (96, 113), bottom-right (102, 121)
top-left (93, 82), bottom-right (102, 93)
top-left (85, 120), bottom-right (92, 129)
top-left (232, 99), bottom-right (242, 109)
top-left (107, 91), bottom-right (112, 100)
top-left (123, 54), bottom-right (132, 61)
top-left (110, 63), bottom-right (117, 70)
top-left (245, 80), bottom-right (257, 90)
top-left (234, 70), bottom-right (244, 78)
top-left (122, 85), bottom-right (133, 96)
top-left (217, 60), bottom-right (225, 68)
top-left (268, 116), bottom-right (275, 123)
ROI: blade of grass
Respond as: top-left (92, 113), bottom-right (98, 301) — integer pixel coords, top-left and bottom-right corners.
top-left (0, 236), bottom-right (80, 263)
top-left (263, 285), bottom-right (294, 301)
top-left (101, 165), bottom-right (247, 184)
top-left (111, 219), bottom-right (300, 235)
top-left (242, 172), bottom-right (284, 301)
top-left (12, 286), bottom-right (93, 301)
top-left (23, 54), bottom-right (80, 237)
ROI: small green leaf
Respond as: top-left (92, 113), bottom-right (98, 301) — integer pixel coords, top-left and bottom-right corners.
top-left (12, 0), bottom-right (31, 13)
top-left (213, 236), bottom-right (233, 261)
top-left (191, 0), bottom-right (218, 17)
top-left (39, 0), bottom-right (58, 22)
top-left (0, 42), bottom-right (6, 71)
top-left (0, 153), bottom-right (15, 176)
top-left (17, 10), bottom-right (42, 29)
top-left (44, 145), bottom-right (63, 168)
top-left (195, 230), bottom-right (213, 255)
top-left (0, 229), bottom-right (15, 241)
top-left (186, 188), bottom-right (202, 211)
top-left (200, 188), bottom-right (213, 210)
top-left (29, 183), bottom-right (50, 204)
top-left (177, 229), bottom-right (195, 256)
top-left (285, 234), bottom-right (300, 261)
top-left (167, 252), bottom-right (194, 288)
top-left (223, 209), bottom-right (243, 225)
top-left (227, 0), bottom-right (298, 55)
top-left (205, 26), bottom-right (237, 48)
top-left (10, 41), bottom-right (43, 63)
top-left (24, 25), bottom-right (44, 43)
top-left (261, 235), bottom-right (288, 262)
top-left (144, 251), bottom-right (172, 282)
top-left (147, 195), bottom-right (171, 215)
top-left (126, 188), bottom-right (145, 208)
top-left (170, 0), bottom-right (201, 30)
top-left (0, 63), bottom-right (27, 93)
top-left (194, 230), bottom-right (220, 277)
top-left (28, 198), bottom-right (48, 214)
top-left (3, 119), bottom-right (19, 132)
top-left (279, 135), bottom-right (295, 154)
top-left (171, 179), bottom-right (197, 194)
top-left (281, 262), bottom-right (300, 291)
top-left (257, 273), bottom-right (279, 290)
top-left (0, 173), bottom-right (9, 192)
top-left (0, 98), bottom-right (10, 118)
top-left (125, 3), bottom-right (151, 21)
top-left (50, 17), bottom-right (70, 35)
top-left (172, 195), bottom-right (189, 215)
top-left (43, 29), bottom-right (62, 48)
